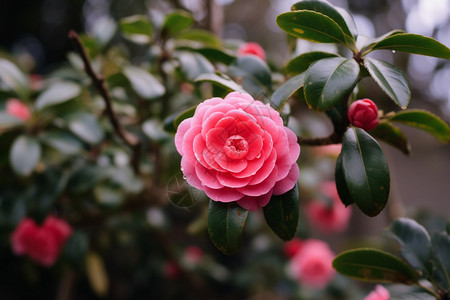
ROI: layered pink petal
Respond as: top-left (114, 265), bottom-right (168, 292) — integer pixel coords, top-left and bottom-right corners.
top-left (203, 186), bottom-right (244, 202)
top-left (175, 119), bottom-right (192, 155)
top-left (272, 163), bottom-right (299, 195)
top-left (194, 163), bottom-right (223, 189)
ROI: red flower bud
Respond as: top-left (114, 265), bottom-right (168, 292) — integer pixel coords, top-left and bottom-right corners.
top-left (237, 42), bottom-right (266, 61)
top-left (347, 99), bottom-right (379, 131)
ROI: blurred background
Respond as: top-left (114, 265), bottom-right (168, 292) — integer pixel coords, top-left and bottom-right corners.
top-left (0, 0), bottom-right (449, 299)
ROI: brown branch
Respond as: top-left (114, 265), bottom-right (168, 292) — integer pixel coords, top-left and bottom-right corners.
top-left (68, 30), bottom-right (141, 174)
top-left (297, 131), bottom-right (343, 146)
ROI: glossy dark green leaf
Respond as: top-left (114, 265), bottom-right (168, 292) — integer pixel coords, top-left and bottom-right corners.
top-left (35, 81), bottom-right (81, 110)
top-left (388, 109), bottom-right (450, 142)
top-left (387, 218), bottom-right (432, 277)
top-left (10, 135), bottom-right (41, 177)
top-left (291, 0), bottom-right (357, 49)
top-left (263, 183), bottom-right (299, 241)
top-left (270, 73), bottom-right (304, 111)
top-left (40, 130), bottom-right (84, 155)
top-left (91, 17), bottom-right (117, 47)
top-left (174, 105), bottom-right (196, 129)
top-left (333, 248), bottom-right (419, 284)
top-left (195, 73), bottom-right (246, 94)
top-left (142, 119), bottom-right (171, 142)
top-left (360, 30), bottom-right (405, 54)
top-left (335, 154), bottom-right (354, 207)
top-left (341, 127), bottom-right (390, 216)
top-left (68, 166), bottom-right (108, 194)
top-left (370, 121), bottom-right (411, 155)
top-left (364, 57), bottom-right (411, 109)
top-left (178, 47), bottom-right (235, 65)
top-left (119, 15), bottom-right (153, 44)
top-left (285, 51), bottom-right (338, 75)
top-left (228, 56), bottom-right (272, 99)
top-left (304, 57), bottom-right (359, 111)
top-left (207, 200), bottom-right (249, 255)
top-left (277, 10), bottom-right (347, 45)
top-left (162, 10), bottom-right (194, 37)
top-left (175, 29), bottom-right (222, 48)
top-left (0, 58), bottom-right (29, 99)
top-left (66, 112), bottom-right (104, 145)
top-left (177, 51), bottom-right (215, 81)
top-left (123, 65), bottom-right (165, 100)
top-left (430, 232), bottom-right (450, 290)
top-left (364, 33), bottom-right (450, 59)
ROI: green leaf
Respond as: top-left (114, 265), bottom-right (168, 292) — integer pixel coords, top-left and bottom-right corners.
top-left (333, 248), bottom-right (419, 284)
top-left (285, 51), bottom-right (338, 75)
top-left (162, 10), bottom-right (194, 37)
top-left (370, 121), bottom-right (411, 155)
top-left (94, 185), bottom-right (123, 207)
top-left (364, 33), bottom-right (450, 59)
top-left (10, 135), bottom-right (41, 177)
top-left (0, 112), bottom-right (24, 128)
top-left (270, 73), bottom-right (304, 111)
top-left (0, 58), bottom-right (29, 99)
top-left (195, 73), bottom-right (246, 94)
top-left (177, 51), bottom-right (215, 81)
top-left (175, 29), bottom-right (222, 48)
top-left (277, 10), bottom-right (347, 45)
top-left (341, 127), bottom-right (390, 217)
top-left (178, 47), bottom-right (235, 65)
top-left (387, 218), bottom-right (432, 277)
top-left (360, 30), bottom-right (405, 54)
top-left (263, 183), bottom-right (299, 241)
top-left (119, 15), bottom-right (153, 44)
top-left (207, 200), bottom-right (249, 255)
top-left (388, 109), bottom-right (450, 142)
top-left (66, 112), bottom-right (104, 145)
top-left (122, 65), bottom-right (165, 100)
top-left (35, 81), bottom-right (81, 110)
top-left (174, 105), bottom-right (196, 129)
top-left (291, 0), bottom-right (357, 48)
top-left (304, 57), bottom-right (359, 111)
top-left (335, 154), bottom-right (354, 207)
top-left (430, 232), bottom-right (450, 290)
top-left (142, 119), bottom-right (171, 142)
top-left (364, 57), bottom-right (411, 109)
top-left (228, 56), bottom-right (272, 99)
top-left (40, 130), bottom-right (84, 155)
top-left (91, 17), bottom-right (117, 47)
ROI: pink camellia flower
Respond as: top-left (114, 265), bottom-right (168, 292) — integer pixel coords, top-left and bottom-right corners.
top-left (238, 42), bottom-right (266, 61)
top-left (6, 98), bottom-right (31, 121)
top-left (364, 285), bottom-right (390, 300)
top-left (305, 181), bottom-right (352, 234)
top-left (347, 98), bottom-right (379, 131)
top-left (287, 239), bottom-right (336, 289)
top-left (175, 92), bottom-right (300, 211)
top-left (10, 216), bottom-right (72, 267)
top-left (283, 238), bottom-right (303, 258)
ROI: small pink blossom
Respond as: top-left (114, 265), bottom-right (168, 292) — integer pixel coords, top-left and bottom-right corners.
top-left (306, 181), bottom-right (352, 234)
top-left (283, 238), bottom-right (303, 258)
top-left (6, 98), bottom-right (31, 121)
top-left (287, 239), bottom-right (335, 289)
top-left (364, 285), bottom-right (390, 300)
top-left (348, 98), bottom-right (379, 131)
top-left (183, 246), bottom-right (204, 265)
top-left (11, 216), bottom-right (72, 267)
top-left (238, 42), bottom-right (266, 61)
top-left (175, 92), bottom-right (300, 211)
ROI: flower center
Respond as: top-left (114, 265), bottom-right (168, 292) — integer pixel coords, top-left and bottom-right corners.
top-left (223, 135), bottom-right (249, 159)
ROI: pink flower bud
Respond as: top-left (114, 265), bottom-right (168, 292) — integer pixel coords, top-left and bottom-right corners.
top-left (6, 98), bottom-right (31, 121)
top-left (283, 238), bottom-right (303, 258)
top-left (11, 218), bottom-right (38, 255)
top-left (347, 99), bottom-right (379, 131)
top-left (364, 285), bottom-right (390, 300)
top-left (237, 42), bottom-right (266, 61)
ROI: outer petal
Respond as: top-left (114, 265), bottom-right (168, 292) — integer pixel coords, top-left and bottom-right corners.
top-left (175, 118), bottom-right (192, 155)
top-left (181, 156), bottom-right (203, 190)
top-left (203, 186), bottom-right (244, 203)
top-left (272, 163), bottom-right (299, 195)
top-left (238, 166), bottom-right (278, 196)
top-left (194, 163), bottom-right (223, 189)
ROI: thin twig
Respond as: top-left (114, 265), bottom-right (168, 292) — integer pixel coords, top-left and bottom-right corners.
top-left (68, 30), bottom-right (141, 174)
